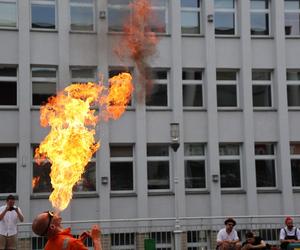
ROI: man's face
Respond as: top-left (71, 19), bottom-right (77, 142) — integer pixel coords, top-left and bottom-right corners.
top-left (286, 219), bottom-right (293, 229)
top-left (7, 199), bottom-right (15, 207)
top-left (226, 223), bottom-right (234, 232)
top-left (246, 237), bottom-right (255, 244)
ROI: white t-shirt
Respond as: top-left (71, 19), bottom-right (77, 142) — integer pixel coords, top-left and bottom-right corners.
top-left (279, 226), bottom-right (300, 240)
top-left (0, 205), bottom-right (23, 236)
top-left (217, 228), bottom-right (239, 242)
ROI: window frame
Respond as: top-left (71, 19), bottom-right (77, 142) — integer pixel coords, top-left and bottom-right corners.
top-left (255, 142), bottom-right (277, 190)
top-left (146, 68), bottom-right (170, 109)
top-left (250, 0), bottom-right (271, 36)
top-left (252, 69), bottom-right (273, 109)
top-left (182, 68), bottom-right (204, 109)
top-left (70, 66), bottom-right (97, 84)
top-left (108, 66), bottom-right (134, 108)
top-left (0, 145), bottom-right (17, 195)
top-left (0, 0), bottom-right (18, 29)
top-left (184, 143), bottom-right (207, 190)
top-left (31, 144), bottom-right (97, 194)
top-left (69, 0), bottom-right (95, 32)
top-left (0, 66), bottom-right (17, 107)
top-left (284, 0), bottom-right (300, 36)
top-left (30, 0), bottom-right (57, 31)
top-left (290, 142), bottom-right (300, 189)
top-left (110, 144), bottom-right (135, 193)
top-left (287, 69), bottom-right (300, 109)
top-left (219, 143), bottom-right (242, 190)
top-left (31, 66), bottom-right (57, 107)
top-left (214, 0), bottom-right (237, 36)
top-left (216, 70), bottom-right (239, 109)
top-left (107, 0), bottom-right (169, 34)
top-left (111, 232), bottom-right (135, 250)
top-left (147, 144), bottom-right (171, 192)
top-left (181, 0), bottom-right (201, 35)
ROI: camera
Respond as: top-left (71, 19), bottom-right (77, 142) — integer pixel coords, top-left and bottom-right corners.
top-left (8, 207), bottom-right (15, 211)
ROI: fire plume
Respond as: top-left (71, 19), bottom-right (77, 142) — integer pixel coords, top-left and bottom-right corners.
top-left (115, 0), bottom-right (159, 101)
top-left (34, 73), bottom-right (133, 211)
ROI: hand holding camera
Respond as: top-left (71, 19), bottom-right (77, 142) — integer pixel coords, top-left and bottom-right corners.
top-left (8, 206), bottom-right (16, 211)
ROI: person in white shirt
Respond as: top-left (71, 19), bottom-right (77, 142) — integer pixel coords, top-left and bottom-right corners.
top-left (280, 216), bottom-right (300, 250)
top-left (217, 218), bottom-right (242, 250)
top-left (0, 195), bottom-right (24, 250)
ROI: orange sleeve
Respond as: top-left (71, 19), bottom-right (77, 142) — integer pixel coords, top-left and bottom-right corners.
top-left (69, 238), bottom-right (89, 250)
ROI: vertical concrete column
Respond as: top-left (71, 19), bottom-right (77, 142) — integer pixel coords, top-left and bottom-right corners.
top-left (273, 0), bottom-right (294, 214)
top-left (18, 0), bottom-right (31, 222)
top-left (96, 0), bottom-right (111, 223)
top-left (203, 0), bottom-right (222, 216)
top-left (101, 234), bottom-right (111, 250)
top-left (136, 233), bottom-right (146, 250)
top-left (239, 0), bottom-right (258, 215)
top-left (57, 0), bottom-right (70, 89)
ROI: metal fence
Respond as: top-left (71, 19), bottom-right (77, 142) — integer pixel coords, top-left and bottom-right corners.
top-left (17, 215), bottom-right (300, 250)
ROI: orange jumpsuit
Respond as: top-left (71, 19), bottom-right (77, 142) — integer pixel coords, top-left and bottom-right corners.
top-left (45, 228), bottom-right (88, 250)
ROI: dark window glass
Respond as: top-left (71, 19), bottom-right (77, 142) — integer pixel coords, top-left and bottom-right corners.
top-left (147, 161), bottom-right (170, 189)
top-left (31, 4), bottom-right (55, 29)
top-left (285, 13), bottom-right (300, 35)
top-left (0, 67), bottom-right (17, 77)
top-left (215, 12), bottom-right (235, 35)
top-left (146, 84), bottom-right (168, 106)
top-left (0, 163), bottom-right (16, 193)
top-left (255, 160), bottom-right (276, 187)
top-left (183, 85), bottom-right (203, 107)
top-left (217, 71), bottom-right (236, 80)
top-left (185, 160), bottom-right (206, 188)
top-left (32, 162), bottom-right (52, 193)
top-left (111, 162), bottom-right (133, 190)
top-left (220, 160), bottom-right (241, 188)
top-left (287, 85), bottom-right (300, 106)
top-left (217, 85), bottom-right (237, 107)
top-left (183, 70), bottom-right (202, 80)
top-left (73, 162), bottom-right (96, 192)
top-left (147, 145), bottom-right (169, 156)
top-left (251, 13), bottom-right (269, 35)
top-left (252, 85), bottom-right (272, 107)
top-left (255, 144), bottom-right (274, 155)
top-left (291, 159), bottom-right (300, 186)
top-left (181, 0), bottom-right (200, 8)
top-left (0, 82), bottom-right (17, 105)
top-left (110, 145), bottom-right (133, 157)
top-left (181, 11), bottom-right (200, 34)
top-left (252, 71), bottom-right (271, 80)
top-left (0, 146), bottom-right (16, 158)
top-left (70, 6), bottom-right (94, 31)
top-left (32, 82), bottom-right (56, 106)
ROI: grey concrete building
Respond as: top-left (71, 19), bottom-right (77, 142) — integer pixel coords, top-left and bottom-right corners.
top-left (1, 0), bottom-right (300, 249)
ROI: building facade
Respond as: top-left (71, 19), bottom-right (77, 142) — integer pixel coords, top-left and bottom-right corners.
top-left (1, 0), bottom-right (300, 248)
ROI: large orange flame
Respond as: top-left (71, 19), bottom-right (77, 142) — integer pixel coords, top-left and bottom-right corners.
top-left (34, 73), bottom-right (133, 211)
top-left (115, 0), bottom-right (159, 102)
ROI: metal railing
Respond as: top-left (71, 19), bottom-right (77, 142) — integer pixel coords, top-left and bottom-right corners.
top-left (17, 215), bottom-right (300, 250)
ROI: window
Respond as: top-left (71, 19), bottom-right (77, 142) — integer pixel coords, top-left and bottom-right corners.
top-left (214, 0), bottom-right (236, 35)
top-left (252, 70), bottom-right (272, 108)
top-left (181, 0), bottom-right (201, 34)
top-left (149, 232), bottom-right (172, 250)
top-left (285, 0), bottom-right (300, 35)
top-left (0, 146), bottom-right (17, 193)
top-left (250, 0), bottom-right (270, 35)
top-left (219, 143), bottom-right (241, 188)
top-left (70, 0), bottom-right (95, 31)
top-left (287, 70), bottom-right (300, 107)
top-left (32, 145), bottom-right (96, 193)
top-left (71, 67), bottom-right (96, 84)
top-left (109, 67), bottom-right (133, 107)
top-left (110, 145), bottom-right (134, 191)
top-left (111, 233), bottom-right (135, 250)
top-left (182, 69), bottom-right (203, 108)
top-left (108, 0), bottom-right (168, 33)
top-left (31, 0), bottom-right (56, 29)
top-left (108, 0), bottom-right (130, 32)
top-left (0, 0), bottom-right (17, 28)
top-left (31, 66), bottom-right (56, 106)
top-left (255, 143), bottom-right (276, 188)
top-left (290, 143), bottom-right (300, 187)
top-left (184, 143), bottom-right (206, 189)
top-left (216, 70), bottom-right (238, 108)
top-left (146, 69), bottom-right (169, 107)
top-left (147, 144), bottom-right (170, 190)
top-left (187, 231), bottom-right (208, 250)
top-left (0, 66), bottom-right (17, 106)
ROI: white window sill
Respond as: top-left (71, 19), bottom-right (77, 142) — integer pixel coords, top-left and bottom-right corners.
top-left (30, 28), bottom-right (58, 33)
top-left (257, 189), bottom-right (281, 194)
top-left (251, 35), bottom-right (274, 39)
top-left (110, 192), bottom-right (137, 197)
top-left (148, 191), bottom-right (174, 196)
top-left (0, 106), bottom-right (18, 110)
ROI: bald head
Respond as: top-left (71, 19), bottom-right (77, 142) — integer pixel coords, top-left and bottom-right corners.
top-left (32, 213), bottom-right (50, 236)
